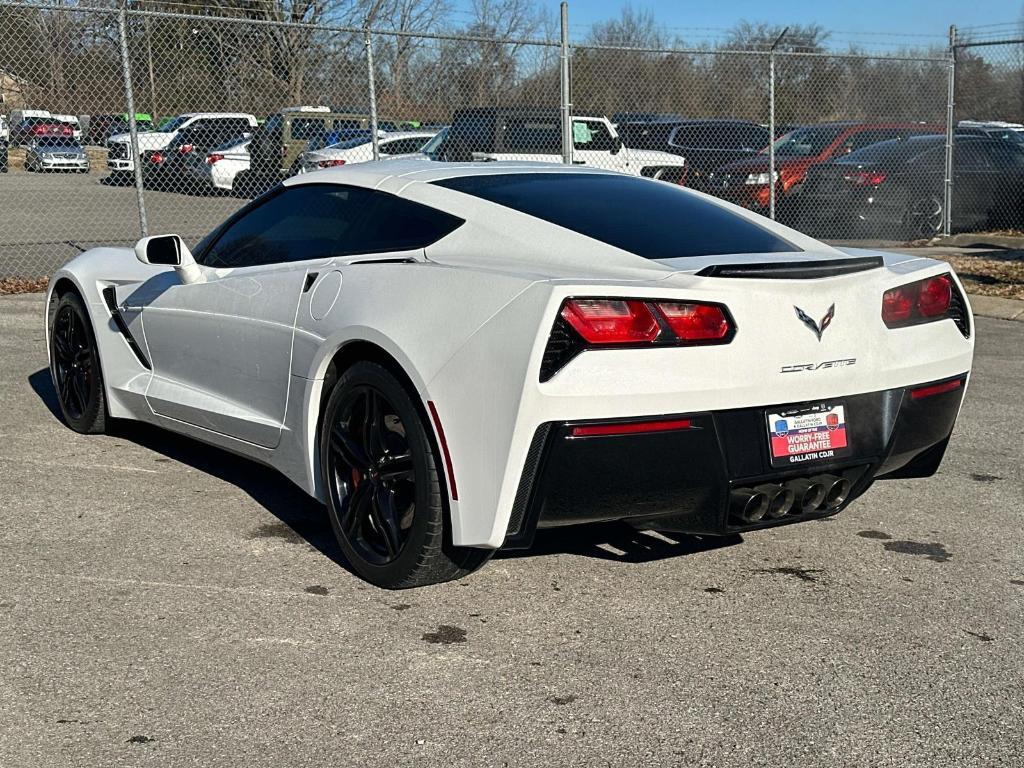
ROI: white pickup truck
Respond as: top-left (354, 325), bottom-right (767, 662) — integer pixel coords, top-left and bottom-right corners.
top-left (426, 108), bottom-right (687, 182)
top-left (107, 112), bottom-right (257, 174)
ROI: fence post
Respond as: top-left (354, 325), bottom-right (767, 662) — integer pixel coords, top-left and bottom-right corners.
top-left (116, 5), bottom-right (148, 238)
top-left (364, 0), bottom-right (384, 162)
top-left (768, 27), bottom-right (787, 221)
top-left (943, 25), bottom-right (957, 238)
top-left (559, 1), bottom-right (572, 165)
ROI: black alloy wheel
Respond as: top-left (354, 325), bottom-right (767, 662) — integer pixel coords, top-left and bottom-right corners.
top-left (50, 292), bottom-right (107, 433)
top-left (906, 195), bottom-right (943, 238)
top-left (320, 362), bottom-right (491, 589)
top-left (328, 384), bottom-right (417, 565)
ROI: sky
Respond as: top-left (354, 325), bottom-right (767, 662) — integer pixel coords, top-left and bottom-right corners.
top-left (529, 0), bottom-right (1024, 48)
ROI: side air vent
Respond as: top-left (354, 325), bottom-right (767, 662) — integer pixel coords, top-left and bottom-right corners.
top-left (539, 315), bottom-right (585, 382)
top-left (696, 256), bottom-right (884, 279)
top-left (947, 279), bottom-right (971, 338)
top-left (101, 286), bottom-right (151, 370)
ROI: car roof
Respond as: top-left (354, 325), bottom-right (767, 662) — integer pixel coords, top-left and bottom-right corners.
top-left (284, 158), bottom-right (618, 189)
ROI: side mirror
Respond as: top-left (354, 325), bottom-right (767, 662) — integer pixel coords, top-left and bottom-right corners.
top-left (611, 135), bottom-right (623, 155)
top-left (135, 234), bottom-right (202, 284)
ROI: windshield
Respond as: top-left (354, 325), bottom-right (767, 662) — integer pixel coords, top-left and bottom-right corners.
top-left (159, 115), bottom-right (192, 133)
top-left (764, 125), bottom-right (846, 157)
top-left (211, 137), bottom-right (248, 152)
top-left (420, 127), bottom-right (449, 156)
top-left (327, 136), bottom-right (373, 151)
top-left (37, 138), bottom-right (79, 148)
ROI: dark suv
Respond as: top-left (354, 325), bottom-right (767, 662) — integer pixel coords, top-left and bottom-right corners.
top-left (618, 119), bottom-right (770, 189)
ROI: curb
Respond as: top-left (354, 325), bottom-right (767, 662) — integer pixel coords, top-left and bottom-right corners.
top-left (966, 293), bottom-right (1024, 322)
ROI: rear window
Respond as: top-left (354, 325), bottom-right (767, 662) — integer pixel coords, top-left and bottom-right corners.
top-left (839, 137), bottom-right (943, 164)
top-left (433, 173), bottom-right (799, 259)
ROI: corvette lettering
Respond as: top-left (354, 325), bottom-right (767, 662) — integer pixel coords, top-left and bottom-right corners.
top-left (780, 358), bottom-right (857, 373)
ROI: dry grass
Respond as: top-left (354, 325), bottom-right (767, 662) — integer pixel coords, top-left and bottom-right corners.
top-left (929, 251), bottom-right (1024, 300)
top-left (0, 277), bottom-right (49, 295)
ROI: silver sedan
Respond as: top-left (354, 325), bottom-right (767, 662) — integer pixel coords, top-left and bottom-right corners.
top-left (26, 138), bottom-right (90, 173)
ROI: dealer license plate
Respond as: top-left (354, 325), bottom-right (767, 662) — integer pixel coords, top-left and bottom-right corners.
top-left (766, 403), bottom-right (849, 467)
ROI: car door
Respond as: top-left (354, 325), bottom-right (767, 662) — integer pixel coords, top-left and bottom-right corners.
top-left (125, 184), bottom-right (372, 448)
top-left (977, 140), bottom-right (1024, 227)
top-left (952, 141), bottom-right (995, 230)
top-left (572, 119), bottom-right (623, 170)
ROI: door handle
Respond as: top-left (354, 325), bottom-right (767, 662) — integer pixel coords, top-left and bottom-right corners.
top-left (303, 272), bottom-right (319, 293)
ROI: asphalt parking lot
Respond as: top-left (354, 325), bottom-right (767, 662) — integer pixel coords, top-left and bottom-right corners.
top-left (1, 293), bottom-right (1022, 767)
top-left (0, 170), bottom-right (244, 278)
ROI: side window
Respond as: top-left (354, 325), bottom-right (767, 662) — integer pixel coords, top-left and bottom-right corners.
top-left (503, 117), bottom-right (560, 153)
top-left (980, 141), bottom-right (1024, 169)
top-left (956, 142), bottom-right (993, 170)
top-left (840, 129), bottom-right (897, 155)
top-left (199, 185), bottom-right (463, 268)
top-left (381, 137), bottom-right (427, 154)
top-left (573, 120), bottom-right (616, 151)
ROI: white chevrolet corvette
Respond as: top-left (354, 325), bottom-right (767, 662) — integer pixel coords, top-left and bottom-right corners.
top-left (46, 160), bottom-right (974, 588)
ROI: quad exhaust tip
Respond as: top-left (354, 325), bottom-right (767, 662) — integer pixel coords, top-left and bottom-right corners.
top-left (811, 474), bottom-right (852, 510)
top-left (732, 474), bottom-right (852, 524)
top-left (730, 488), bottom-right (769, 523)
top-left (754, 484), bottom-right (795, 519)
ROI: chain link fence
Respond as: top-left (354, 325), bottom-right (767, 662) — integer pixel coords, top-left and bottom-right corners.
top-left (1, 1), bottom-right (1022, 278)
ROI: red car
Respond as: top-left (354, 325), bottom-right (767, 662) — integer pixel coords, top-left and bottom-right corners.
top-left (709, 122), bottom-right (942, 213)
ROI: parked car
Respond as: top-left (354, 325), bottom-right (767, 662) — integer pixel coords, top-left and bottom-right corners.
top-left (107, 112), bottom-right (257, 176)
top-left (183, 136), bottom-right (250, 194)
top-left (24, 137), bottom-right (90, 173)
top-left (427, 107), bottom-right (687, 182)
top-left (240, 107), bottom-right (375, 195)
top-left (140, 119), bottom-right (252, 193)
top-left (709, 122), bottom-right (941, 215)
top-left (47, 160), bottom-right (974, 588)
top-left (956, 120), bottom-right (1024, 144)
top-left (298, 130), bottom-right (438, 173)
top-left (86, 113), bottom-right (154, 145)
top-left (10, 116), bottom-right (75, 145)
top-left (795, 135), bottom-right (1024, 238)
top-left (618, 118), bottom-right (770, 189)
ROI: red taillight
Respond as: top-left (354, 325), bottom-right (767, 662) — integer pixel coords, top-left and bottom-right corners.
top-left (845, 170), bottom-right (887, 186)
top-left (654, 301), bottom-right (730, 341)
top-left (882, 274), bottom-right (953, 327)
top-left (205, 153), bottom-right (224, 165)
top-left (317, 158), bottom-right (346, 168)
top-left (881, 285), bottom-right (915, 324)
top-left (917, 275), bottom-right (952, 317)
top-left (61, 125), bottom-right (72, 136)
top-left (178, 143), bottom-right (194, 154)
top-left (148, 151), bottom-right (164, 164)
top-left (571, 418), bottom-right (693, 437)
top-left (560, 299), bottom-right (659, 344)
top-left (910, 378), bottom-right (962, 400)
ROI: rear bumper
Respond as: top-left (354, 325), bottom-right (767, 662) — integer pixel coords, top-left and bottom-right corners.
top-left (503, 373), bottom-right (967, 548)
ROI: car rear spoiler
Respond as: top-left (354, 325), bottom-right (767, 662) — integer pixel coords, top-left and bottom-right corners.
top-left (695, 256), bottom-right (884, 279)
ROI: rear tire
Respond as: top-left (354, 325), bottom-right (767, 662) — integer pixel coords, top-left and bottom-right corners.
top-left (49, 292), bottom-right (107, 434)
top-left (319, 361), bottom-right (491, 589)
top-left (904, 195), bottom-right (943, 239)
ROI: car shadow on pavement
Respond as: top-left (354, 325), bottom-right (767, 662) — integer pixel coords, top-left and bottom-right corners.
top-left (28, 368), bottom-right (351, 573)
top-left (29, 367), bottom-right (742, 572)
top-left (496, 523), bottom-right (743, 564)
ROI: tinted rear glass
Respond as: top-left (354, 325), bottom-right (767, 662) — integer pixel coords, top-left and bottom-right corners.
top-left (839, 136), bottom-right (944, 164)
top-left (433, 173), bottom-right (799, 258)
